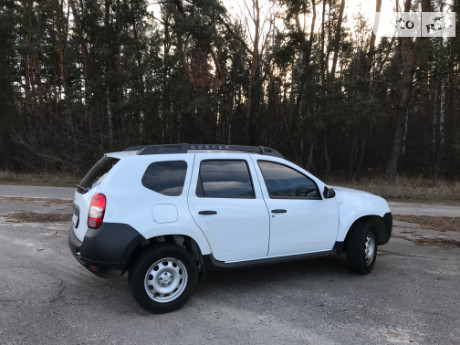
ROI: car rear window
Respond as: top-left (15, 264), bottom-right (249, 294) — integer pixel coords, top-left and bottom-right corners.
top-left (77, 156), bottom-right (119, 193)
top-left (142, 161), bottom-right (188, 196)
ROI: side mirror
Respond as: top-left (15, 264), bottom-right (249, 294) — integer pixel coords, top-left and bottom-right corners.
top-left (323, 186), bottom-right (336, 199)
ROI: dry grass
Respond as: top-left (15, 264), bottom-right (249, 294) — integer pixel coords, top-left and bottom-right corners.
top-left (392, 234), bottom-right (460, 248)
top-left (0, 170), bottom-right (78, 187)
top-left (0, 196), bottom-right (72, 204)
top-left (3, 212), bottom-right (71, 223)
top-left (394, 215), bottom-right (460, 233)
top-left (333, 176), bottom-right (460, 203)
top-left (409, 238), bottom-right (460, 248)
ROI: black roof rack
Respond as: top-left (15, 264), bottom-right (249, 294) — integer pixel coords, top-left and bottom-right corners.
top-left (129, 144), bottom-right (284, 158)
top-left (123, 145), bottom-right (149, 151)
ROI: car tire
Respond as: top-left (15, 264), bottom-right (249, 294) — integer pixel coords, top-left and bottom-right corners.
top-left (128, 243), bottom-right (198, 313)
top-left (347, 221), bottom-right (377, 274)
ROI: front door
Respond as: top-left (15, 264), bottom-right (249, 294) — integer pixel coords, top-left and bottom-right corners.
top-left (254, 159), bottom-right (339, 256)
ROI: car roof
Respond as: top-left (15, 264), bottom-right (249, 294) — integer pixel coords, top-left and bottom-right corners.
top-left (111, 144), bottom-right (284, 159)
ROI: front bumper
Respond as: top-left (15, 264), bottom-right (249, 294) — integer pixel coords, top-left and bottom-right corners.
top-left (380, 212), bottom-right (393, 245)
top-left (68, 222), bottom-right (144, 277)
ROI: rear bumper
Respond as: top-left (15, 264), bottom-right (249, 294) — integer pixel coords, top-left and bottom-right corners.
top-left (68, 223), bottom-right (144, 277)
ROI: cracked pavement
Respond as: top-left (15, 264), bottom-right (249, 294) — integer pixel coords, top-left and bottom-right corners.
top-left (0, 185), bottom-right (459, 344)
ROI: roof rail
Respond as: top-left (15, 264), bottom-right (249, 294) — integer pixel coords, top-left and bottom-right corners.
top-left (131, 144), bottom-right (284, 158)
top-left (137, 144), bottom-right (189, 155)
top-left (123, 145), bottom-right (149, 152)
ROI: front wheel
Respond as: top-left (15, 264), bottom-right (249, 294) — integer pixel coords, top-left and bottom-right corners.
top-left (347, 221), bottom-right (377, 274)
top-left (129, 243), bottom-right (198, 313)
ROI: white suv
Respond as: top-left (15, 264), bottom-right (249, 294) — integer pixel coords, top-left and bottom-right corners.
top-left (68, 144), bottom-right (392, 313)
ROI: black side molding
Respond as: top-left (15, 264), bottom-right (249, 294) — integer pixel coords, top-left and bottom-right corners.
top-left (202, 250), bottom-right (333, 273)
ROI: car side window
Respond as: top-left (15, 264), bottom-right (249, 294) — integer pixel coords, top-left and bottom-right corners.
top-left (142, 160), bottom-right (187, 196)
top-left (258, 161), bottom-right (320, 199)
top-left (196, 160), bottom-right (255, 198)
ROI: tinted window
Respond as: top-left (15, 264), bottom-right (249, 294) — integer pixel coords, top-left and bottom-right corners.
top-left (258, 161), bottom-right (320, 199)
top-left (78, 156), bottom-right (119, 193)
top-left (142, 161), bottom-right (187, 196)
top-left (197, 160), bottom-right (255, 198)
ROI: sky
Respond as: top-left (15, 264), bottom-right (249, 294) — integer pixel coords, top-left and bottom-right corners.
top-left (225, 0), bottom-right (455, 41)
top-left (146, 0), bottom-right (456, 44)
top-left (223, 0), bottom-right (395, 46)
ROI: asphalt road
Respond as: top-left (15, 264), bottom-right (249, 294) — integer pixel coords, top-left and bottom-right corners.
top-left (0, 185), bottom-right (74, 200)
top-left (0, 186), bottom-right (459, 345)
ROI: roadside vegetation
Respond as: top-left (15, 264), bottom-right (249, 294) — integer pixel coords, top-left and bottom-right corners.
top-left (0, 170), bottom-right (77, 188)
top-left (1, 170), bottom-right (459, 204)
top-left (335, 176), bottom-right (460, 203)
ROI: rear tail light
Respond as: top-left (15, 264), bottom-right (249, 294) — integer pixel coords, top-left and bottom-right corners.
top-left (88, 193), bottom-right (106, 228)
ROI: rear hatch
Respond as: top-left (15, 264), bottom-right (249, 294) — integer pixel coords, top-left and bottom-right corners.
top-left (73, 156), bottom-right (119, 241)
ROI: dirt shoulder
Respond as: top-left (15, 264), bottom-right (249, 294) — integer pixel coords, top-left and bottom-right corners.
top-left (388, 201), bottom-right (460, 217)
top-left (393, 215), bottom-right (460, 249)
top-left (394, 215), bottom-right (460, 233)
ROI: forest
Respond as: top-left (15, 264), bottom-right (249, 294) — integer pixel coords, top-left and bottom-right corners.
top-left (0, 0), bottom-right (459, 181)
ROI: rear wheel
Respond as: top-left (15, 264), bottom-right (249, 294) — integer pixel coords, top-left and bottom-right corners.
top-left (347, 221), bottom-right (377, 274)
top-left (129, 243), bottom-right (198, 313)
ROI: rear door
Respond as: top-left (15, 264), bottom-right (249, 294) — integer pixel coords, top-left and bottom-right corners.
top-left (188, 154), bottom-right (270, 262)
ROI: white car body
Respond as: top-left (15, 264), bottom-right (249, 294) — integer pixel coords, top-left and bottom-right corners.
top-left (68, 144), bottom-right (392, 313)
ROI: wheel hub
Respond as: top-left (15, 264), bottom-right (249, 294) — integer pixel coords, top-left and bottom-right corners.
top-left (159, 271), bottom-right (173, 286)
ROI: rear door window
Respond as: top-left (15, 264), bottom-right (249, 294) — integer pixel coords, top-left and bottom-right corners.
top-left (142, 161), bottom-right (188, 196)
top-left (77, 156), bottom-right (119, 193)
top-left (196, 160), bottom-right (255, 198)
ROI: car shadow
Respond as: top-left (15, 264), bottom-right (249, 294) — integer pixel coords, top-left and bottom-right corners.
top-left (196, 254), bottom-right (350, 293)
top-left (66, 254), bottom-right (362, 315)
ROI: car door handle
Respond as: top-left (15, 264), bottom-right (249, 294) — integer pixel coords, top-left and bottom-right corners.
top-left (271, 209), bottom-right (287, 214)
top-left (199, 210), bottom-right (217, 215)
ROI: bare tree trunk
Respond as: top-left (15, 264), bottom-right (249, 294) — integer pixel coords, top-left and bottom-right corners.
top-left (56, 0), bottom-right (69, 99)
top-left (320, 0), bottom-right (326, 87)
top-left (293, 0), bottom-right (316, 141)
top-left (385, 0), bottom-right (416, 180)
top-left (132, 13), bottom-right (145, 139)
top-left (365, 0), bottom-right (382, 80)
top-left (103, 0), bottom-right (114, 148)
top-left (245, 0), bottom-right (260, 145)
top-left (68, 0), bottom-right (90, 84)
top-left (385, 0), bottom-right (431, 179)
top-left (319, 0), bottom-right (330, 176)
top-left (330, 0), bottom-right (345, 78)
top-left (219, 12), bottom-right (296, 152)
top-left (349, 0), bottom-right (382, 180)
